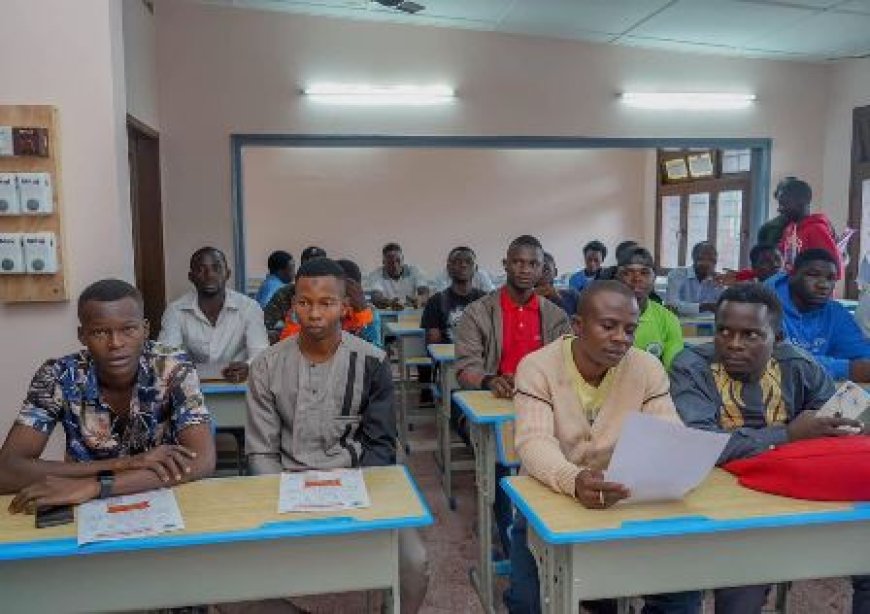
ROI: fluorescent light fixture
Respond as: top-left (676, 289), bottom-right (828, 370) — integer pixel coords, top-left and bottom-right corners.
top-left (302, 83), bottom-right (456, 106)
top-left (620, 92), bottom-right (756, 110)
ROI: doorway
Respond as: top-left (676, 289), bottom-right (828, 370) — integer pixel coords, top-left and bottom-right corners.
top-left (127, 115), bottom-right (166, 338)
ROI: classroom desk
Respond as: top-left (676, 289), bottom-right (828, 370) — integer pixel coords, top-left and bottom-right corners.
top-left (427, 343), bottom-right (468, 510)
top-left (502, 470), bottom-right (870, 614)
top-left (201, 381), bottom-right (248, 429)
top-left (377, 309), bottom-right (423, 347)
top-left (683, 336), bottom-right (713, 347)
top-left (0, 465), bottom-right (432, 613)
top-left (385, 321), bottom-right (431, 455)
top-left (679, 315), bottom-right (715, 337)
top-left (454, 390), bottom-right (517, 614)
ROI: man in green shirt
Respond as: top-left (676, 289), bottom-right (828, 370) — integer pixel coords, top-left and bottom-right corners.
top-left (617, 246), bottom-right (684, 369)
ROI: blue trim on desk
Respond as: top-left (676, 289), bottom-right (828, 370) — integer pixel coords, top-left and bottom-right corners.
top-left (502, 477), bottom-right (870, 545)
top-left (384, 324), bottom-right (423, 337)
top-left (453, 392), bottom-right (515, 425)
top-left (426, 344), bottom-right (456, 364)
top-left (0, 467), bottom-right (433, 563)
top-left (201, 383), bottom-right (248, 395)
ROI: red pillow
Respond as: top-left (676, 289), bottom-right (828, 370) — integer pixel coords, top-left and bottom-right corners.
top-left (722, 437), bottom-right (870, 501)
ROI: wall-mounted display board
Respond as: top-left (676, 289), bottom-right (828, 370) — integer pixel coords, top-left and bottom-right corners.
top-left (0, 105), bottom-right (67, 302)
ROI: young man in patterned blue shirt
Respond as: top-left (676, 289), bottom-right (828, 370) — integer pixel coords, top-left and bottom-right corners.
top-left (0, 279), bottom-right (215, 513)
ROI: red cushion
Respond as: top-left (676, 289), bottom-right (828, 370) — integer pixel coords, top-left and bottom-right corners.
top-left (722, 437), bottom-right (870, 501)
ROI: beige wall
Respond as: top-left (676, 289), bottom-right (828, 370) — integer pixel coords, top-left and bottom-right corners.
top-left (823, 58), bottom-right (870, 236)
top-left (123, 0), bottom-right (159, 129)
top-left (0, 0), bottom-right (133, 445)
top-left (242, 147), bottom-right (650, 278)
top-left (156, 0), bottom-right (831, 299)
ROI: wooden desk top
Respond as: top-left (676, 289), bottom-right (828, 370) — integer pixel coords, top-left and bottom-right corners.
top-left (427, 343), bottom-right (455, 363)
top-left (453, 390), bottom-right (515, 424)
top-left (0, 465), bottom-right (431, 561)
top-left (385, 321), bottom-right (423, 336)
top-left (503, 469), bottom-right (867, 545)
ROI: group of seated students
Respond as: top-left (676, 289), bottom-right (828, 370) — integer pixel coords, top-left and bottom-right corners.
top-left (0, 173), bottom-right (868, 613)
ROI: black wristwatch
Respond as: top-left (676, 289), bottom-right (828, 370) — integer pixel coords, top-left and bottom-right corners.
top-left (480, 374), bottom-right (495, 390)
top-left (97, 470), bottom-right (115, 499)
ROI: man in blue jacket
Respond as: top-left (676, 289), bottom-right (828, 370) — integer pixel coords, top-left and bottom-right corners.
top-left (767, 248), bottom-right (870, 382)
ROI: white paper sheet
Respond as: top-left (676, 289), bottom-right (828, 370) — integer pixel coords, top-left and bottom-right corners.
top-left (77, 488), bottom-right (184, 545)
top-left (604, 413), bottom-right (729, 504)
top-left (817, 381), bottom-right (870, 425)
top-left (279, 468), bottom-right (371, 513)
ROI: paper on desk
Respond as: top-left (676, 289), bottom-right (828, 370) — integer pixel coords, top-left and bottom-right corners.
top-left (195, 361), bottom-right (225, 382)
top-left (77, 488), bottom-right (184, 545)
top-left (817, 381), bottom-right (870, 425)
top-left (604, 413), bottom-right (729, 504)
top-left (279, 468), bottom-right (371, 513)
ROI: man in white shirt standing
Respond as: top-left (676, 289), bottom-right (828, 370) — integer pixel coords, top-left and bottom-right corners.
top-left (160, 247), bottom-right (268, 382)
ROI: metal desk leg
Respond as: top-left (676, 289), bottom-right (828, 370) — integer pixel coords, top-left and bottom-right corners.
top-left (528, 528), bottom-right (572, 614)
top-left (438, 365), bottom-right (455, 509)
top-left (469, 422), bottom-right (497, 613)
top-left (397, 338), bottom-right (409, 457)
top-left (385, 529), bottom-right (401, 614)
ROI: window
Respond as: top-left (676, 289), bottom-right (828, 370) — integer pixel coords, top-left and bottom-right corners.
top-left (656, 149), bottom-right (753, 270)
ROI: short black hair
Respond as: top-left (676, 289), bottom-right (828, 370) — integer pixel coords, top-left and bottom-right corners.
top-left (716, 283), bottom-right (783, 332)
top-left (300, 246), bottom-right (327, 263)
top-left (779, 179), bottom-right (812, 203)
top-left (382, 242), bottom-right (402, 256)
top-left (793, 248), bottom-right (838, 273)
top-left (749, 244), bottom-right (779, 268)
top-left (583, 241), bottom-right (607, 259)
top-left (190, 246), bottom-right (227, 270)
top-left (78, 279), bottom-right (143, 321)
top-left (508, 235), bottom-right (543, 252)
top-left (267, 250), bottom-right (293, 273)
top-left (335, 258), bottom-right (362, 283)
top-left (576, 279), bottom-right (637, 316)
top-left (614, 240), bottom-right (638, 260)
top-left (543, 251), bottom-right (556, 264)
top-left (617, 246), bottom-right (654, 268)
top-left (296, 257), bottom-right (346, 283)
top-left (448, 246), bottom-right (476, 259)
top-left (691, 241), bottom-right (717, 260)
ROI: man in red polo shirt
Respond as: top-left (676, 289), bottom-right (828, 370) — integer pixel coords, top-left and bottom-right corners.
top-left (455, 234), bottom-right (571, 557)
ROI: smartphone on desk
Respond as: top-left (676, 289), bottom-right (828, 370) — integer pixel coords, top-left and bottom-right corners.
top-left (35, 504), bottom-right (74, 528)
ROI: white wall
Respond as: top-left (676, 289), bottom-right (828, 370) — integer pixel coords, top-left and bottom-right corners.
top-left (123, 0), bottom-right (159, 129)
top-left (822, 57), bottom-right (870, 235)
top-left (0, 0), bottom-right (133, 445)
top-left (155, 0), bottom-right (832, 299)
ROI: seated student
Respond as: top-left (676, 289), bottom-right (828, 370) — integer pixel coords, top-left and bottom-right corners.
top-left (245, 258), bottom-right (428, 613)
top-left (160, 247), bottom-right (268, 382)
top-left (255, 250), bottom-right (294, 308)
top-left (263, 246), bottom-right (327, 342)
top-left (731, 243), bottom-right (783, 283)
top-left (597, 240), bottom-right (638, 281)
top-left (0, 279), bottom-right (215, 511)
top-left (422, 246), bottom-right (487, 345)
top-left (535, 252), bottom-right (581, 316)
top-left (670, 283), bottom-right (868, 614)
top-left (767, 248), bottom-right (870, 382)
top-left (279, 258), bottom-right (382, 347)
top-left (455, 234), bottom-right (572, 557)
top-left (508, 280), bottom-right (701, 614)
top-left (432, 259), bottom-right (495, 293)
top-left (666, 240), bottom-right (724, 316)
top-left (568, 239), bottom-right (607, 292)
top-left (366, 242), bottom-right (430, 310)
top-left (616, 246), bottom-right (683, 369)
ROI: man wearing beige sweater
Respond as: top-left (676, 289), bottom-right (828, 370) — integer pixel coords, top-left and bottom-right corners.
top-left (506, 280), bottom-right (702, 614)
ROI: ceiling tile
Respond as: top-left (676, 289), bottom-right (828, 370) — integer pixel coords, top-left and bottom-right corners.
top-left (745, 9), bottom-right (870, 56)
top-left (501, 0), bottom-right (673, 37)
top-left (739, 0), bottom-right (840, 7)
top-left (834, 0), bottom-right (870, 14)
top-left (628, 0), bottom-right (813, 47)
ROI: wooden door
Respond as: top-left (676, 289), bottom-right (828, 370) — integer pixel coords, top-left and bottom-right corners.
top-left (847, 105), bottom-right (870, 299)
